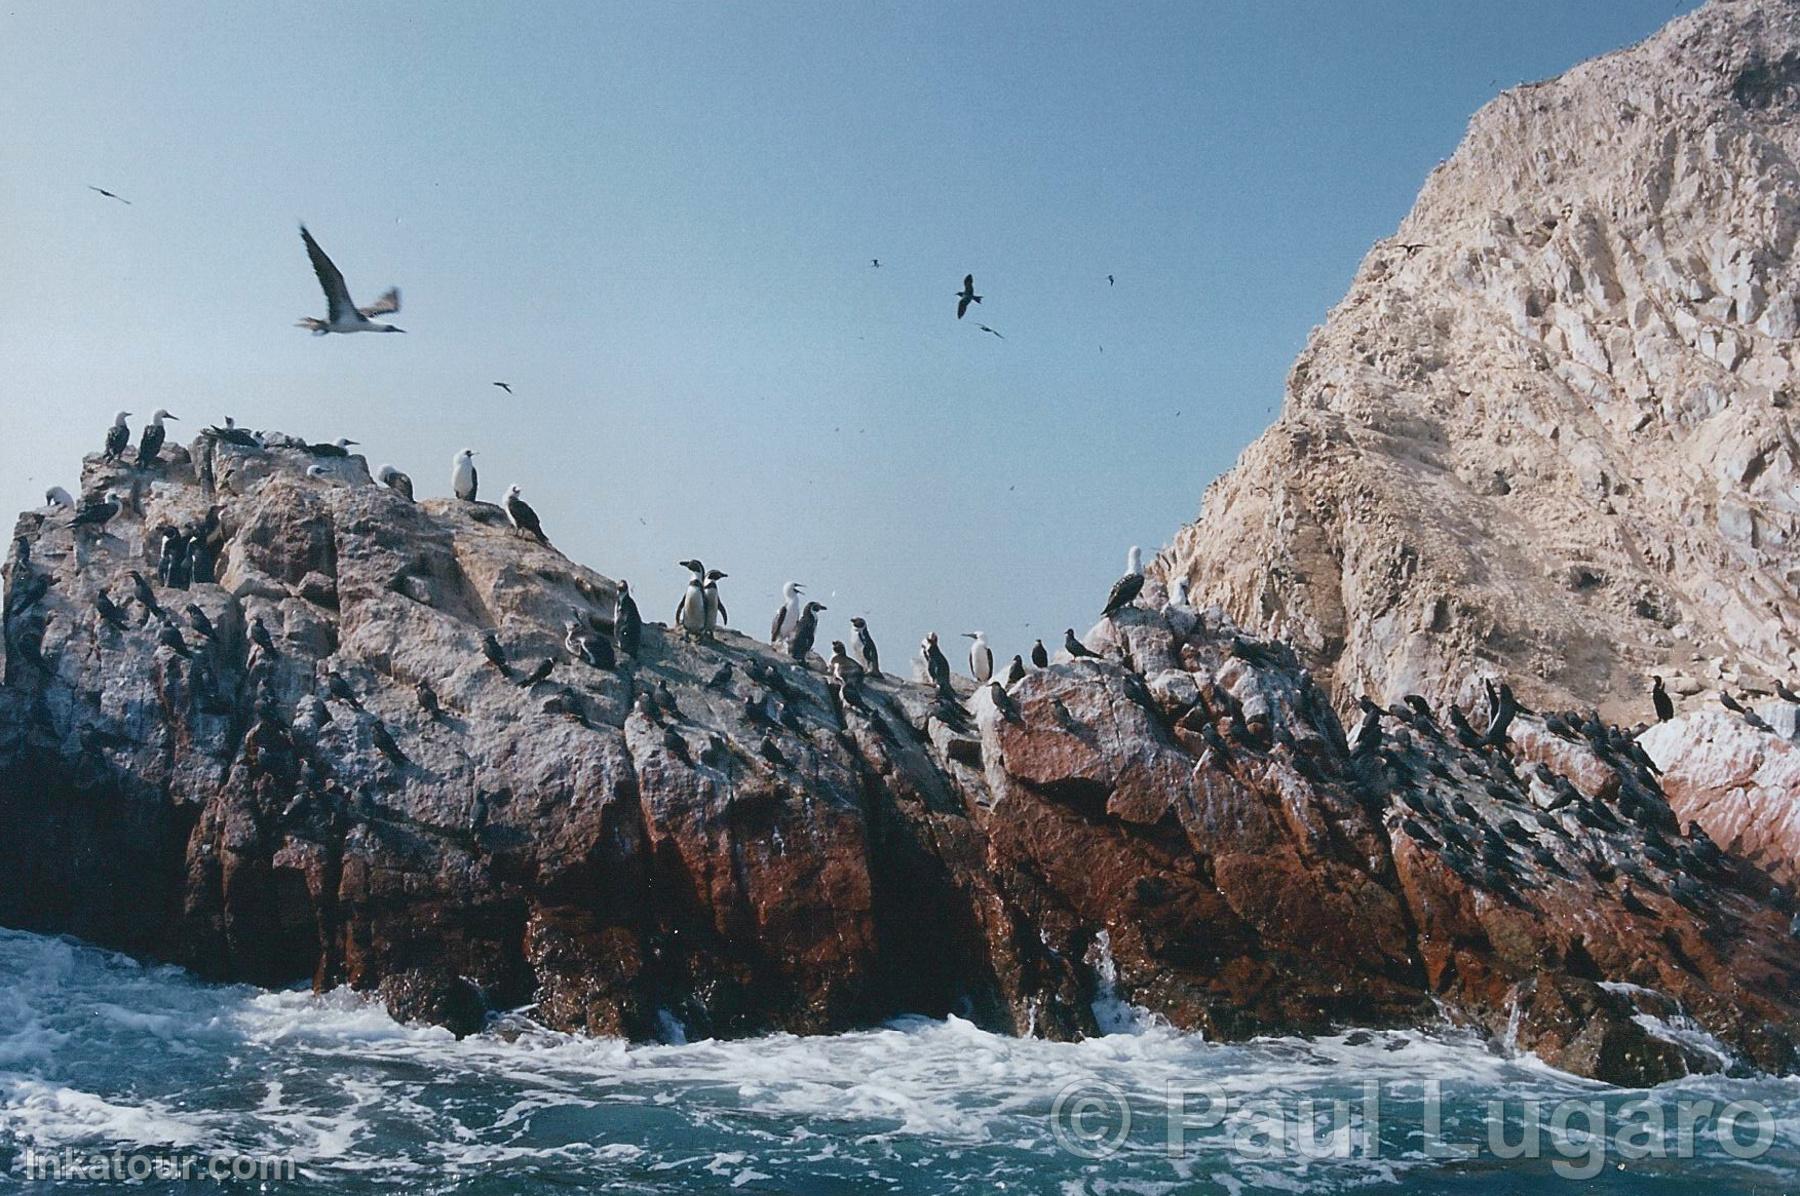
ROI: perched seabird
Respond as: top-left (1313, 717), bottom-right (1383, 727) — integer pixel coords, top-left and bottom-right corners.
top-left (1003, 655), bottom-right (1027, 687)
top-left (370, 721), bottom-right (407, 765)
top-left (376, 465), bottom-right (414, 501)
top-left (1777, 681), bottom-right (1800, 704)
top-left (481, 630), bottom-right (512, 677)
top-left (1720, 690), bottom-right (1747, 715)
top-left (770, 581), bottom-right (805, 644)
top-left (790, 601), bottom-right (827, 660)
top-left (516, 658), bottom-right (554, 688)
top-left (1031, 639), bottom-right (1048, 669)
top-left (675, 560), bottom-right (708, 640)
top-left (157, 623), bottom-right (191, 658)
top-left (250, 616), bottom-right (276, 655)
top-left (1651, 676), bottom-right (1674, 722)
top-left (827, 640), bottom-right (865, 693)
top-left (1101, 546), bottom-right (1145, 618)
top-left (203, 419), bottom-right (261, 449)
top-left (88, 185), bottom-right (131, 204)
top-left (963, 631), bottom-right (993, 683)
top-left (136, 409), bottom-right (178, 466)
top-left (1064, 628), bottom-right (1101, 659)
top-left (850, 616), bottom-right (881, 678)
top-left (303, 464), bottom-right (339, 486)
top-left (295, 225), bottom-right (404, 334)
top-left (94, 591), bottom-right (131, 631)
top-left (103, 412), bottom-right (131, 461)
top-left (1168, 577), bottom-right (1190, 609)
top-left (956, 274), bottom-right (982, 320)
top-left (703, 569), bottom-right (729, 636)
top-left (567, 616), bottom-right (615, 669)
top-left (493, 382), bottom-right (513, 394)
top-left (504, 485), bottom-right (548, 543)
top-left (416, 680), bottom-right (442, 719)
top-left (155, 528), bottom-right (181, 585)
top-left (452, 450), bottom-right (479, 502)
top-left (186, 604), bottom-right (217, 640)
top-left (325, 671), bottom-right (363, 709)
top-left (922, 633), bottom-right (954, 697)
top-left (615, 579), bottom-right (642, 657)
top-left (128, 570), bottom-right (164, 620)
top-left (307, 437), bottom-right (359, 457)
top-left (43, 487), bottom-right (73, 511)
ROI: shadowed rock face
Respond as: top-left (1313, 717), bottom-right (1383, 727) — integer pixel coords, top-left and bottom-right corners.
top-left (1, 437), bottom-right (1797, 1084)
top-left (1164, 0), bottom-right (1800, 721)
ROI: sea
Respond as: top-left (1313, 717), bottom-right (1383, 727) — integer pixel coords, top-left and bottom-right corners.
top-left (1, 927), bottom-right (1795, 1193)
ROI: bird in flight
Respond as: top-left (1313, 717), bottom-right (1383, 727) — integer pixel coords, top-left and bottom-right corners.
top-left (493, 382), bottom-right (513, 394)
top-left (870, 258), bottom-right (881, 268)
top-left (976, 324), bottom-right (1004, 340)
top-left (956, 273), bottom-right (982, 320)
top-left (1107, 274), bottom-right (1114, 286)
top-left (88, 186), bottom-right (131, 205)
top-left (295, 225), bottom-right (404, 334)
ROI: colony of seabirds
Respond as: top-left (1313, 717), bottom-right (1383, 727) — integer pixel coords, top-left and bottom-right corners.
top-left (13, 220), bottom-right (1791, 747)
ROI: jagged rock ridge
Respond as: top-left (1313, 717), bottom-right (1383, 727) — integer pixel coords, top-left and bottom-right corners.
top-left (1, 435), bottom-right (1797, 1086)
top-left (1166, 0), bottom-right (1800, 719)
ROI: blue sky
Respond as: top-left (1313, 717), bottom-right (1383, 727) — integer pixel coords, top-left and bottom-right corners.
top-left (0, 1), bottom-right (1691, 664)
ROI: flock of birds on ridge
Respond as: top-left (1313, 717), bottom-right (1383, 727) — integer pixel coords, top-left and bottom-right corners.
top-left (16, 212), bottom-right (1796, 757)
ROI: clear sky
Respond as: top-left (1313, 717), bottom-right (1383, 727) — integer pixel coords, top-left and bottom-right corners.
top-left (0, 1), bottom-right (1691, 666)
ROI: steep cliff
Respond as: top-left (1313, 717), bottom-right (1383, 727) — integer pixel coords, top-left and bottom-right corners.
top-left (1, 435), bottom-right (1796, 1085)
top-left (1166, 0), bottom-right (1800, 719)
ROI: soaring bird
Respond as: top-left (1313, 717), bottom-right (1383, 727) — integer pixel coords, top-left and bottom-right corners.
top-left (770, 581), bottom-right (805, 644)
top-left (1651, 676), bottom-right (1674, 723)
top-left (505, 485), bottom-right (548, 543)
top-left (376, 465), bottom-right (414, 501)
top-left (493, 382), bottom-right (513, 394)
top-left (88, 185), bottom-right (131, 204)
top-left (295, 225), bottom-right (404, 334)
top-left (850, 616), bottom-right (881, 678)
top-left (614, 579), bottom-right (643, 657)
top-left (1031, 639), bottom-right (1048, 669)
top-left (956, 274), bottom-right (982, 320)
top-left (1064, 629), bottom-right (1101, 660)
top-left (963, 631), bottom-right (993, 684)
top-left (1101, 546), bottom-right (1145, 618)
top-left (870, 259), bottom-right (881, 268)
top-left (975, 324), bottom-right (1004, 339)
top-left (103, 412), bottom-right (132, 461)
top-left (1107, 274), bottom-right (1114, 286)
top-left (452, 450), bottom-right (479, 502)
top-left (136, 409), bottom-right (178, 466)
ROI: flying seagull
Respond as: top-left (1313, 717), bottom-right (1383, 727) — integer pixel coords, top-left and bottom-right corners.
top-left (976, 324), bottom-right (1004, 340)
top-left (493, 382), bottom-right (513, 394)
top-left (88, 186), bottom-right (131, 205)
top-left (956, 274), bottom-right (982, 320)
top-left (295, 225), bottom-right (404, 335)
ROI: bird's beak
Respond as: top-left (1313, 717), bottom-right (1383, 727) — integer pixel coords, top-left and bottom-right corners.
top-left (717, 573), bottom-right (729, 579)
top-left (346, 440), bottom-right (360, 446)
top-left (168, 415), bottom-right (180, 421)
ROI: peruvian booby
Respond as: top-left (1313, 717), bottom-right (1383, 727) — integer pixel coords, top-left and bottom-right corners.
top-left (307, 438), bottom-right (359, 457)
top-left (452, 450), bottom-right (479, 501)
top-left (1101, 546), bottom-right (1145, 618)
top-left (614, 579), bottom-right (642, 657)
top-left (963, 631), bottom-right (993, 683)
top-left (703, 569), bottom-right (728, 636)
top-left (770, 581), bottom-right (804, 644)
top-left (1031, 639), bottom-right (1048, 669)
top-left (790, 601), bottom-right (826, 660)
top-left (103, 412), bottom-right (131, 461)
top-left (295, 225), bottom-right (404, 335)
top-left (1651, 676), bottom-right (1674, 723)
top-left (1064, 628), bottom-right (1100, 659)
top-left (956, 274), bottom-right (981, 320)
top-left (675, 560), bottom-right (708, 639)
top-left (43, 487), bottom-right (73, 511)
top-left (376, 465), bottom-right (413, 501)
top-left (850, 616), bottom-right (881, 678)
top-left (505, 485), bottom-right (548, 543)
top-left (1168, 577), bottom-right (1190, 609)
top-left (136, 409), bottom-right (178, 466)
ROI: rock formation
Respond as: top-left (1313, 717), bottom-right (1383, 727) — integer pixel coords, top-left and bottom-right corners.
top-left (1165, 0), bottom-right (1800, 721)
top-left (2, 435), bottom-right (1796, 1085)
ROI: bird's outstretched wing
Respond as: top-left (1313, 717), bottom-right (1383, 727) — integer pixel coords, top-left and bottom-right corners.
top-left (300, 226), bottom-right (355, 324)
top-left (89, 186), bottom-right (131, 204)
top-left (493, 382), bottom-right (513, 394)
top-left (957, 296), bottom-right (971, 319)
top-left (358, 287), bottom-right (401, 318)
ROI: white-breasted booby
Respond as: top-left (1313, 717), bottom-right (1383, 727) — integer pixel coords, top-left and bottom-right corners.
top-left (452, 450), bottom-right (478, 501)
top-left (136, 409), bottom-right (178, 466)
top-left (295, 225), bottom-right (404, 335)
top-left (504, 485), bottom-right (547, 543)
top-left (956, 274), bottom-right (982, 320)
top-left (1169, 576), bottom-right (1190, 609)
top-left (103, 412), bottom-right (131, 461)
top-left (307, 438), bottom-right (359, 457)
top-left (71, 489), bottom-right (125, 529)
top-left (963, 631), bottom-right (993, 683)
top-left (1101, 545), bottom-right (1145, 618)
top-left (770, 581), bottom-right (804, 643)
top-left (376, 465), bottom-right (414, 500)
